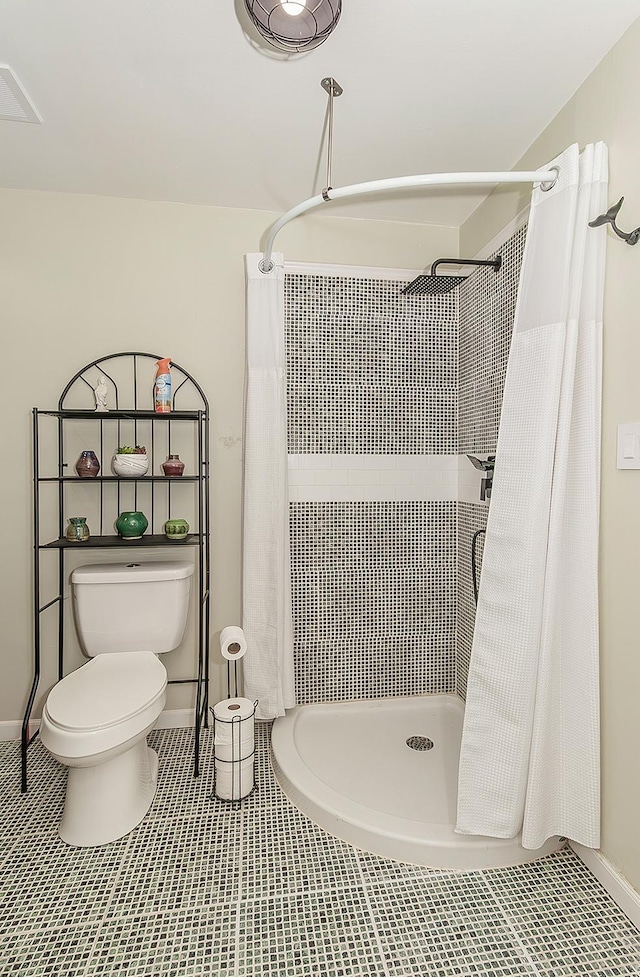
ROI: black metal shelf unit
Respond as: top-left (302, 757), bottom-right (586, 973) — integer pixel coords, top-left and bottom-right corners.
top-left (23, 352), bottom-right (211, 792)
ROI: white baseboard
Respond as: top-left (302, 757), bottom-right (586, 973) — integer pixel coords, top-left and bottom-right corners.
top-left (155, 708), bottom-right (195, 730)
top-left (0, 720), bottom-right (24, 741)
top-left (571, 841), bottom-right (640, 929)
top-left (0, 708), bottom-right (196, 742)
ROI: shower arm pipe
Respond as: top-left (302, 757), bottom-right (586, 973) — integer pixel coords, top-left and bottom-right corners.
top-left (258, 168), bottom-right (559, 273)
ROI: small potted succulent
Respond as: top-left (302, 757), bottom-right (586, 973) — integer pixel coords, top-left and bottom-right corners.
top-left (111, 445), bottom-right (150, 477)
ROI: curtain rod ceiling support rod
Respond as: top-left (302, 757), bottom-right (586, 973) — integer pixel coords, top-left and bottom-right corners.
top-left (258, 167), bottom-right (559, 273)
top-left (320, 77), bottom-right (343, 199)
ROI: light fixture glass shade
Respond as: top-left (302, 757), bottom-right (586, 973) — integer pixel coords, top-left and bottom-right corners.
top-left (244, 0), bottom-right (342, 53)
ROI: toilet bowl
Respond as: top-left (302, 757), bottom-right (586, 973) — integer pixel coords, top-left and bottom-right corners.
top-left (41, 652), bottom-right (167, 846)
top-left (39, 561), bottom-right (194, 847)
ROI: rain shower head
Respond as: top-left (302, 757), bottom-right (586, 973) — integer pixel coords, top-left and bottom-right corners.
top-left (403, 274), bottom-right (464, 296)
top-left (402, 255), bottom-right (502, 296)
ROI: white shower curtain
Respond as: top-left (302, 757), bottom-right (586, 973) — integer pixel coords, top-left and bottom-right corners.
top-left (456, 143), bottom-right (607, 850)
top-left (242, 253), bottom-right (295, 720)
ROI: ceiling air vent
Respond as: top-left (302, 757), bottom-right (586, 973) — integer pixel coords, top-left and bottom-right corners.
top-left (0, 66), bottom-right (42, 123)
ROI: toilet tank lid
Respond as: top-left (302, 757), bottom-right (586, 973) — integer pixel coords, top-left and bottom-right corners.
top-left (71, 561), bottom-right (194, 584)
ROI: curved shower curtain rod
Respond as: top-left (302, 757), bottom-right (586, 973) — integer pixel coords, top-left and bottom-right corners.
top-left (259, 167), bottom-right (559, 273)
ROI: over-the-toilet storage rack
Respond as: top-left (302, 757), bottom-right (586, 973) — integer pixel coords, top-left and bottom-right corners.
top-left (22, 352), bottom-right (210, 792)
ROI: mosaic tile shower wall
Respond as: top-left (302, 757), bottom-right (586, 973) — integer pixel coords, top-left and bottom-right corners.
top-left (456, 224), bottom-right (527, 699)
top-left (286, 273), bottom-right (458, 703)
top-left (290, 502), bottom-right (457, 703)
top-left (458, 223), bottom-right (527, 454)
top-left (286, 274), bottom-right (458, 455)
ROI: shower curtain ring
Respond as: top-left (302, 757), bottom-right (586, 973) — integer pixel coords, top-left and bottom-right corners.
top-left (539, 167), bottom-right (559, 192)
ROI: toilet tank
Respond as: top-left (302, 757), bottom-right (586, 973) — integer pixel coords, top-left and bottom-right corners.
top-left (71, 561), bottom-right (194, 656)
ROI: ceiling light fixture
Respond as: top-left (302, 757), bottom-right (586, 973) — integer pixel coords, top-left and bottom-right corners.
top-left (244, 0), bottom-right (342, 53)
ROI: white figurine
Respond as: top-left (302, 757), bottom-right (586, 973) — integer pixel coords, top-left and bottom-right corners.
top-left (94, 375), bottom-right (109, 412)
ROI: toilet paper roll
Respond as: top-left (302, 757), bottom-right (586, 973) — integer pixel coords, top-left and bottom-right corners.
top-left (212, 697), bottom-right (255, 762)
top-left (212, 696), bottom-right (255, 723)
top-left (220, 626), bottom-right (247, 661)
top-left (214, 729), bottom-right (254, 762)
top-left (215, 757), bottom-right (254, 800)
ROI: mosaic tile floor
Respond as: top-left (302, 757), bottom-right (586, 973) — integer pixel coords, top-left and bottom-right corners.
top-left (2, 724), bottom-right (640, 976)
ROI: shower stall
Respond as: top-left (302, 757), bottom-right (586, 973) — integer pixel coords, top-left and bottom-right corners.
top-left (245, 142), bottom-right (605, 869)
top-left (269, 227), bottom-right (558, 868)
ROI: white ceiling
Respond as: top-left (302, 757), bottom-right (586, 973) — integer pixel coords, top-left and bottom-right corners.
top-left (2, 0), bottom-right (640, 227)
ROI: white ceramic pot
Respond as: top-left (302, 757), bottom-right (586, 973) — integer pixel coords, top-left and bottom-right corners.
top-left (111, 453), bottom-right (150, 477)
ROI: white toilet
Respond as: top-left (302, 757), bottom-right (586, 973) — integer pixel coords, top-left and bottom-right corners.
top-left (40, 560), bottom-right (194, 847)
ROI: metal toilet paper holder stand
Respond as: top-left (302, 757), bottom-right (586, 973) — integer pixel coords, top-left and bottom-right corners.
top-left (209, 698), bottom-right (259, 809)
top-left (226, 652), bottom-right (241, 699)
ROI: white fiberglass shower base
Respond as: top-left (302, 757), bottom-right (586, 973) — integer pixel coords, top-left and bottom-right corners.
top-left (271, 694), bottom-right (562, 870)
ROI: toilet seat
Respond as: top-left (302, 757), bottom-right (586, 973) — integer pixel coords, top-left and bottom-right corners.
top-left (46, 652), bottom-right (166, 731)
top-left (41, 652), bottom-right (167, 762)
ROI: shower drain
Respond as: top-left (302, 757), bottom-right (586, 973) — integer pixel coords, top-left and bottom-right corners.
top-left (406, 735), bottom-right (434, 752)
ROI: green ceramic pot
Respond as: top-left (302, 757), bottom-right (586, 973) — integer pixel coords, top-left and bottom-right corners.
top-left (115, 510), bottom-right (148, 539)
top-left (65, 516), bottom-right (90, 542)
top-left (164, 518), bottom-right (189, 541)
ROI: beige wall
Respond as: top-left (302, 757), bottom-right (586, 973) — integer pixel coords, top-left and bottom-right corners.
top-left (2, 187), bottom-right (457, 728)
top-left (461, 18), bottom-right (640, 891)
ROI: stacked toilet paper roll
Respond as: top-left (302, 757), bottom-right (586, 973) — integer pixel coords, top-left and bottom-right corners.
top-left (213, 697), bottom-right (255, 760)
top-left (214, 757), bottom-right (254, 801)
top-left (213, 697), bottom-right (255, 800)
